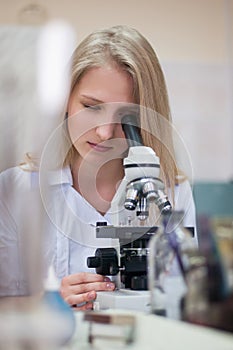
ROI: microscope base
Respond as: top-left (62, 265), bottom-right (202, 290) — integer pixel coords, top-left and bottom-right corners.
top-left (94, 289), bottom-right (151, 313)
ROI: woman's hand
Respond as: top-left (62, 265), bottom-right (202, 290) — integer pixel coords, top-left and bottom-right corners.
top-left (60, 272), bottom-right (115, 311)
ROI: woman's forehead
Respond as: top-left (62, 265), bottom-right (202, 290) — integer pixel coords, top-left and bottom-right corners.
top-left (71, 65), bottom-right (135, 104)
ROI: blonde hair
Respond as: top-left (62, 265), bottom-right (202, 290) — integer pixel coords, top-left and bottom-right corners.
top-left (21, 25), bottom-right (182, 200)
top-left (66, 25), bottom-right (180, 195)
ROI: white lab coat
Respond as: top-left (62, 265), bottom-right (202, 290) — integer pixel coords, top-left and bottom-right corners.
top-left (0, 166), bottom-right (196, 296)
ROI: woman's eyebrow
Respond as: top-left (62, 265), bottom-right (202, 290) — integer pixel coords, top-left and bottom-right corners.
top-left (80, 94), bottom-right (103, 103)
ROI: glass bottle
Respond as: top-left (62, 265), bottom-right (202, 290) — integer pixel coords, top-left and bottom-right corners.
top-left (148, 210), bottom-right (196, 319)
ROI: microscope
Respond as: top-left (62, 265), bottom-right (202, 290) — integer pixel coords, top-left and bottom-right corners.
top-left (87, 114), bottom-right (177, 312)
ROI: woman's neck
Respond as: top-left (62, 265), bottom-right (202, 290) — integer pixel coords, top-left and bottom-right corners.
top-left (71, 156), bottom-right (124, 215)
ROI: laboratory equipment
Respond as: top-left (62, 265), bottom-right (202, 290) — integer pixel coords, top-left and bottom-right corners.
top-left (0, 21), bottom-right (76, 349)
top-left (148, 211), bottom-right (194, 318)
top-left (42, 265), bottom-right (76, 346)
top-left (87, 114), bottom-right (194, 313)
top-left (181, 215), bottom-right (233, 333)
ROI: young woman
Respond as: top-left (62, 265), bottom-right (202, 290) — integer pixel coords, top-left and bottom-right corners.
top-left (0, 25), bottom-right (196, 310)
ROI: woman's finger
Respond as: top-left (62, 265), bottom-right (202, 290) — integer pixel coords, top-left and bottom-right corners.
top-left (61, 280), bottom-right (115, 298)
top-left (65, 290), bottom-right (96, 307)
top-left (62, 272), bottom-right (109, 286)
top-left (72, 302), bottom-right (94, 311)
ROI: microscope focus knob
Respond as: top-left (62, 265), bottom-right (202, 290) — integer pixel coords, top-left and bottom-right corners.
top-left (87, 248), bottom-right (119, 276)
top-left (87, 256), bottom-right (100, 269)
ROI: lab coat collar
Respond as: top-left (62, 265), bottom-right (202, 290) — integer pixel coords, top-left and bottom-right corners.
top-left (46, 166), bottom-right (73, 186)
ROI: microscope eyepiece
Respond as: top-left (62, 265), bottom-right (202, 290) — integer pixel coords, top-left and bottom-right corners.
top-left (121, 114), bottom-right (143, 147)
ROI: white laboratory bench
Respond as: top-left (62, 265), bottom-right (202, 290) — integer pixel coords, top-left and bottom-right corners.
top-left (65, 309), bottom-right (233, 350)
top-left (0, 297), bottom-right (232, 350)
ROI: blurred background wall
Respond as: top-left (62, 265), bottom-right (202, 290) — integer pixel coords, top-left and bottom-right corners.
top-left (0, 0), bottom-right (232, 182)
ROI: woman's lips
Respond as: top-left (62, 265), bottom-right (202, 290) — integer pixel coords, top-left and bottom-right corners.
top-left (88, 142), bottom-right (113, 152)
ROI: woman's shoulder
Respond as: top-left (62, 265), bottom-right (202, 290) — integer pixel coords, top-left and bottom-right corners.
top-left (0, 166), bottom-right (38, 194)
top-left (175, 176), bottom-right (193, 193)
top-left (174, 178), bottom-right (195, 210)
top-left (0, 165), bottom-right (34, 180)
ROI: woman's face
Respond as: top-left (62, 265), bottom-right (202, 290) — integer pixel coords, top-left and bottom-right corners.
top-left (67, 65), bottom-right (136, 164)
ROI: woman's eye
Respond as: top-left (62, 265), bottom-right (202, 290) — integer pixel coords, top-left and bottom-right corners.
top-left (83, 104), bottom-right (101, 111)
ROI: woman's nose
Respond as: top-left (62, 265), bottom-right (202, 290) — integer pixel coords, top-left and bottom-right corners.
top-left (95, 123), bottom-right (116, 141)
